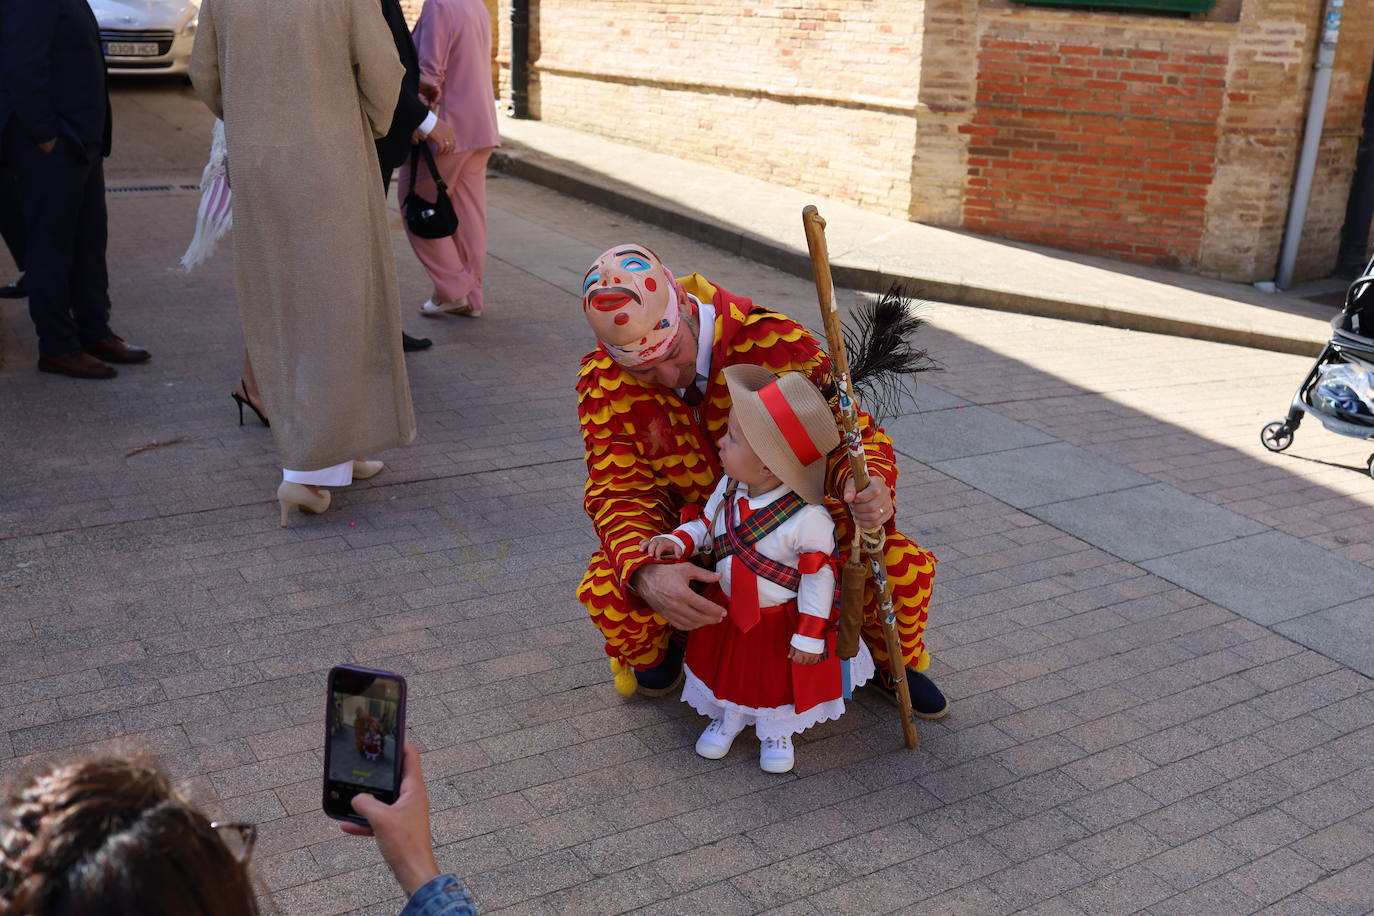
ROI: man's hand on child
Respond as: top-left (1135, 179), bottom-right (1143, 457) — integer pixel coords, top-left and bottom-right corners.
top-left (640, 536), bottom-right (684, 560)
top-left (632, 564), bottom-right (726, 630)
top-left (788, 647), bottom-right (822, 665)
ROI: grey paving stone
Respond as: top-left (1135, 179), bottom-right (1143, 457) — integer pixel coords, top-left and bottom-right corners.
top-left (1065, 864), bottom-right (1176, 915)
top-left (1142, 835), bottom-right (1254, 893)
top-left (1226, 849), bottom-right (1330, 907)
top-left (934, 442), bottom-right (1153, 510)
top-left (463, 849), bottom-right (595, 911)
top-left (537, 863), bottom-right (671, 914)
top-left (888, 404), bottom-right (1057, 463)
top-left (570, 821), bottom-right (695, 877)
top-left (1275, 597), bottom-right (1374, 679)
top-left (1291, 818), bottom-right (1374, 871)
top-left (983, 810), bottom-right (1090, 864)
top-left (6, 92), bottom-right (1374, 916)
top-left (1065, 821), bottom-right (1169, 873)
top-left (1033, 483), bottom-right (1267, 563)
top-left (1143, 530), bottom-right (1374, 627)
top-left (629, 880), bottom-right (756, 916)
top-left (982, 849), bottom-right (1099, 910)
top-left (1147, 876), bottom-right (1264, 916)
top-left (1294, 859), bottom-right (1374, 916)
top-left (730, 851), bottom-right (851, 911)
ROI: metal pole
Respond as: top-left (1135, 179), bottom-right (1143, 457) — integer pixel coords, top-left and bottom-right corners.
top-left (1275, 0), bottom-right (1344, 289)
top-left (508, 0), bottom-right (529, 119)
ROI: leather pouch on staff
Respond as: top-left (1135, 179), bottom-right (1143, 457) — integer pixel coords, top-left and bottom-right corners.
top-left (836, 559), bottom-right (867, 660)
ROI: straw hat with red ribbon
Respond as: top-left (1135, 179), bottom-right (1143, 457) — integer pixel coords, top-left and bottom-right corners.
top-left (723, 365), bottom-right (840, 505)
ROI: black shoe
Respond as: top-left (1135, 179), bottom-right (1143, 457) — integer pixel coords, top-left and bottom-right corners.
top-left (635, 638), bottom-right (685, 696)
top-left (231, 379), bottom-right (270, 427)
top-left (402, 332), bottom-right (432, 352)
top-left (0, 277), bottom-right (25, 299)
top-left (871, 667), bottom-right (949, 719)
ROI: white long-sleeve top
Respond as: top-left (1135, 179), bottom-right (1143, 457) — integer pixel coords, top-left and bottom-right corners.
top-left (655, 477), bottom-right (836, 655)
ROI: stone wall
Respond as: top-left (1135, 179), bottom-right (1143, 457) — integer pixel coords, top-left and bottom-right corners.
top-left (1198, 0), bottom-right (1374, 281)
top-left (491, 0), bottom-right (1374, 282)
top-left (511, 0), bottom-right (924, 215)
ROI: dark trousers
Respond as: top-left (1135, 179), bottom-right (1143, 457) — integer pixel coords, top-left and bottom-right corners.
top-left (3, 129), bottom-right (112, 357)
top-left (0, 163), bottom-right (24, 271)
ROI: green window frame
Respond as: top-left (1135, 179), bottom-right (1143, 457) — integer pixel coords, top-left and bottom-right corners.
top-left (1009, 0), bottom-right (1215, 12)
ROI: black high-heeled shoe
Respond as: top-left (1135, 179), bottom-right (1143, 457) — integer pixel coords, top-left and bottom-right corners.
top-left (231, 380), bottom-right (269, 427)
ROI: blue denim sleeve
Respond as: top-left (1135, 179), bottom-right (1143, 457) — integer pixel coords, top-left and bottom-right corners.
top-left (398, 874), bottom-right (478, 916)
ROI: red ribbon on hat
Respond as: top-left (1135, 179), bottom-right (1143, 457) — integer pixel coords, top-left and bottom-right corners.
top-left (757, 380), bottom-right (822, 465)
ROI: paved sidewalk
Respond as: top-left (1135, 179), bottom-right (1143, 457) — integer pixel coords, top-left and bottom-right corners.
top-left (0, 89), bottom-right (1372, 914)
top-left (494, 115), bottom-right (1341, 358)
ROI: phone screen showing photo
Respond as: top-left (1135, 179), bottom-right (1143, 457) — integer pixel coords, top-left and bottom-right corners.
top-left (323, 666), bottom-right (406, 822)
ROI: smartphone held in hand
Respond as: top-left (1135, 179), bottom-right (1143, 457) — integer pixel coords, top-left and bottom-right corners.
top-left (323, 664), bottom-right (407, 826)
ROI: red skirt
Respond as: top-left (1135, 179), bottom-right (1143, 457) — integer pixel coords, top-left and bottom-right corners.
top-left (685, 587), bottom-right (840, 714)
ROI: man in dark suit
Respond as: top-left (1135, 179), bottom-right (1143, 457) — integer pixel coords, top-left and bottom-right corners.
top-left (0, 165), bottom-right (23, 298)
top-left (377, 0), bottom-right (456, 354)
top-left (0, 0), bottom-right (151, 378)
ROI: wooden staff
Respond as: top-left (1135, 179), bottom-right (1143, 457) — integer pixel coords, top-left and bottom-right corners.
top-left (802, 205), bottom-right (919, 751)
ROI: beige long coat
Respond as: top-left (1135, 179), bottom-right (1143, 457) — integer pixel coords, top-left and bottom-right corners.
top-left (190, 0), bottom-right (416, 471)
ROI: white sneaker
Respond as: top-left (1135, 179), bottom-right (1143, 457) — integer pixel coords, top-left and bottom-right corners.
top-left (694, 710), bottom-right (746, 759)
top-left (759, 735), bottom-right (794, 773)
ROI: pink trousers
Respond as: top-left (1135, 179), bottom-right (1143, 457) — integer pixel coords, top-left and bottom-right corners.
top-left (399, 146), bottom-right (494, 311)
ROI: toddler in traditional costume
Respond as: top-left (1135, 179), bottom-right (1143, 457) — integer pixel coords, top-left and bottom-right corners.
top-left (644, 366), bottom-right (875, 773)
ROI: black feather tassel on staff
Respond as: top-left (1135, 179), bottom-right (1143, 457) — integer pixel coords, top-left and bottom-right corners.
top-left (838, 283), bottom-right (940, 422)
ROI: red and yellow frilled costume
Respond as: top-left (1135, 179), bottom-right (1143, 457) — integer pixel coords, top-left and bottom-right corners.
top-left (577, 274), bottom-right (936, 683)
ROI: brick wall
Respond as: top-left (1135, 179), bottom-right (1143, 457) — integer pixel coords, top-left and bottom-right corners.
top-left (962, 24), bottom-right (1227, 269)
top-left (509, 0), bottom-right (924, 215)
top-left (492, 0), bottom-right (1374, 282)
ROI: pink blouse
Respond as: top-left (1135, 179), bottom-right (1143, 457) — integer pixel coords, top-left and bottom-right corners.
top-left (412, 0), bottom-right (500, 151)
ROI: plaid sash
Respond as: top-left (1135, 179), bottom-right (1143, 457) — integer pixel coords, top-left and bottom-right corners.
top-left (713, 484), bottom-right (807, 591)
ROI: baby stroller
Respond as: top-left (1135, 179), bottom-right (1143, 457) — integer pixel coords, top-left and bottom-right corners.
top-left (1261, 254), bottom-right (1374, 475)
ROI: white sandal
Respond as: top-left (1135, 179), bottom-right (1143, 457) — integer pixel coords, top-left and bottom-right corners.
top-left (419, 298), bottom-right (481, 318)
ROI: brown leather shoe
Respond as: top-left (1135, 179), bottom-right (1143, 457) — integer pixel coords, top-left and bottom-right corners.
top-left (84, 336), bottom-right (150, 364)
top-left (38, 351), bottom-right (117, 379)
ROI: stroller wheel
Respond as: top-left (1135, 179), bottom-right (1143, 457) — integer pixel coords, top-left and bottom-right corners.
top-left (1261, 421), bottom-right (1293, 452)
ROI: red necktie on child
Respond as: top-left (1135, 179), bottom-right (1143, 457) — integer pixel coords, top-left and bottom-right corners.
top-left (729, 497), bottom-right (761, 632)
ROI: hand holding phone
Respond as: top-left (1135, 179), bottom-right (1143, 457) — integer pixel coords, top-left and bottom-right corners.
top-left (338, 742), bottom-right (441, 897)
top-left (323, 665), bottom-right (407, 826)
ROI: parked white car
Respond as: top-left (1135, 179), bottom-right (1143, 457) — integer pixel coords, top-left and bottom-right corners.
top-left (89, 0), bottom-right (199, 76)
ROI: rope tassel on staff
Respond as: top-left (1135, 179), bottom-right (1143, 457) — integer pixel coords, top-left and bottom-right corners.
top-left (802, 204), bottom-right (923, 750)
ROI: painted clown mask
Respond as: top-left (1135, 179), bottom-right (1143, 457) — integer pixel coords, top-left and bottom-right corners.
top-left (582, 245), bottom-right (684, 369)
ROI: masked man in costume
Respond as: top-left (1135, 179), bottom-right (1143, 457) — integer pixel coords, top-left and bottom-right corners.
top-left (576, 244), bottom-right (947, 718)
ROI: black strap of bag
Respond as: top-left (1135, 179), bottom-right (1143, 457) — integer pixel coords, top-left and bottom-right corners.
top-left (403, 141), bottom-right (460, 239)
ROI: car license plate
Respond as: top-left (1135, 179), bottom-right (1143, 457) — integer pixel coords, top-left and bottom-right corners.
top-left (105, 41), bottom-right (160, 56)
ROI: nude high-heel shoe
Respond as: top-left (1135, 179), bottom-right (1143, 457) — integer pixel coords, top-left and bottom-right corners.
top-left (277, 482), bottom-right (331, 527)
top-left (352, 459), bottom-right (385, 480)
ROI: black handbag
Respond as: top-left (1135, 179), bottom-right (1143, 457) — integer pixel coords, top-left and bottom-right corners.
top-left (403, 142), bottom-right (459, 239)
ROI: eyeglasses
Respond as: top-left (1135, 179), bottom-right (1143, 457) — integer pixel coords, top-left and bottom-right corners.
top-left (211, 821), bottom-right (257, 865)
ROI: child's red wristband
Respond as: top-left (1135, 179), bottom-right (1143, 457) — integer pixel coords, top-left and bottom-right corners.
top-left (795, 614), bottom-right (829, 641)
